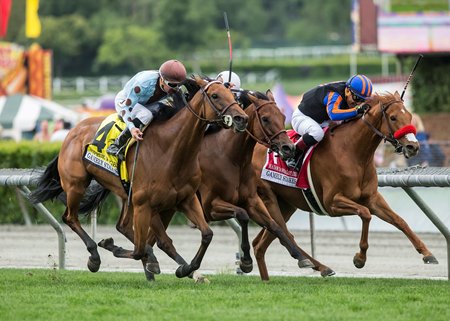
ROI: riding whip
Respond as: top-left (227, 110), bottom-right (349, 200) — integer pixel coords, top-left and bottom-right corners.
top-left (401, 54), bottom-right (423, 100)
top-left (127, 127), bottom-right (143, 207)
top-left (223, 12), bottom-right (233, 82)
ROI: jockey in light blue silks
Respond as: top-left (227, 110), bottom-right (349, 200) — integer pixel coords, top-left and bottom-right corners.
top-left (107, 59), bottom-right (187, 157)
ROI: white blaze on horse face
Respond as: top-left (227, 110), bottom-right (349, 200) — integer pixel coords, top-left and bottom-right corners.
top-left (405, 133), bottom-right (418, 143)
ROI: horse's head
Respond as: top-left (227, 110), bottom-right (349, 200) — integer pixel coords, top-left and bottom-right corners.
top-left (363, 91), bottom-right (419, 159)
top-left (189, 76), bottom-right (248, 132)
top-left (241, 90), bottom-right (295, 159)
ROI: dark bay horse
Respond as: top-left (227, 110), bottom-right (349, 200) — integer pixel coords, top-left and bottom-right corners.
top-left (251, 91), bottom-right (438, 280)
top-left (139, 90), bottom-right (328, 280)
top-left (30, 76), bottom-right (248, 279)
top-left (196, 90), bottom-right (320, 274)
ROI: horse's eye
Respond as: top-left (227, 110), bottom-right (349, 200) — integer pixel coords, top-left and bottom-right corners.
top-left (211, 93), bottom-right (218, 99)
top-left (390, 115), bottom-right (397, 121)
top-left (261, 116), bottom-right (269, 123)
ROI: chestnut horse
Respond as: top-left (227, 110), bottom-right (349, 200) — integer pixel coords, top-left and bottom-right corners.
top-left (251, 91), bottom-right (438, 280)
top-left (30, 76), bottom-right (248, 279)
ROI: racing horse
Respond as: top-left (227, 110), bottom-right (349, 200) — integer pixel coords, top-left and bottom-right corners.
top-left (251, 91), bottom-right (438, 280)
top-left (30, 76), bottom-right (249, 279)
top-left (140, 90), bottom-right (333, 280)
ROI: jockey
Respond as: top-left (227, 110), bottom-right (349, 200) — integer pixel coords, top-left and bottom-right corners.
top-left (216, 70), bottom-right (243, 102)
top-left (286, 74), bottom-right (373, 169)
top-left (107, 59), bottom-right (187, 157)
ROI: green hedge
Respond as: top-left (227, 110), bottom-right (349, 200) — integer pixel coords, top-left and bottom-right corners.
top-left (412, 56), bottom-right (450, 113)
top-left (197, 54), bottom-right (396, 79)
top-left (0, 141), bottom-right (186, 225)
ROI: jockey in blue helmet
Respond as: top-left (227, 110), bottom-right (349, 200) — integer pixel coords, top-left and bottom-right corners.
top-left (286, 74), bottom-right (373, 169)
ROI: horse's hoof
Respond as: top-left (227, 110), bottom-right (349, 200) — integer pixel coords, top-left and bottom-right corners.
top-left (353, 255), bottom-right (365, 269)
top-left (145, 262), bottom-right (161, 274)
top-left (320, 267), bottom-right (336, 277)
top-left (298, 258), bottom-right (314, 269)
top-left (144, 270), bottom-right (156, 282)
top-left (423, 255), bottom-right (439, 264)
top-left (98, 238), bottom-right (114, 249)
top-left (175, 264), bottom-right (191, 278)
top-left (87, 257), bottom-right (101, 272)
top-left (240, 260), bottom-right (253, 273)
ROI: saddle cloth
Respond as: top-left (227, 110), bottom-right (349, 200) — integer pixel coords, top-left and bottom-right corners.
top-left (261, 129), bottom-right (313, 189)
top-left (83, 114), bottom-right (131, 184)
top-left (261, 129), bottom-right (329, 215)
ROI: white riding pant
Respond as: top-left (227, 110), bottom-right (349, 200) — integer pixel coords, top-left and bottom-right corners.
top-left (115, 90), bottom-right (154, 130)
top-left (291, 108), bottom-right (328, 143)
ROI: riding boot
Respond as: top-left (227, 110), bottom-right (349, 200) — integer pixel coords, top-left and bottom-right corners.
top-left (285, 139), bottom-right (308, 171)
top-left (106, 128), bottom-right (132, 159)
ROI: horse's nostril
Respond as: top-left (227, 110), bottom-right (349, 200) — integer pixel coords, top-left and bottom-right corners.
top-left (233, 115), bottom-right (248, 127)
top-left (281, 144), bottom-right (296, 157)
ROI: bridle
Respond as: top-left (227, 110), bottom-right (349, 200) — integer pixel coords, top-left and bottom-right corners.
top-left (361, 99), bottom-right (416, 153)
top-left (184, 80), bottom-right (240, 127)
top-left (244, 100), bottom-right (286, 152)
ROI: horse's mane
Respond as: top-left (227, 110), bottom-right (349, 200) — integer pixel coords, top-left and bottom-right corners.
top-left (365, 91), bottom-right (397, 106)
top-left (329, 91), bottom-right (400, 134)
top-left (239, 90), bottom-right (268, 109)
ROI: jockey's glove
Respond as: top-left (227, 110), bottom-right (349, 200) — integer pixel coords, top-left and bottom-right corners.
top-left (355, 104), bottom-right (368, 114)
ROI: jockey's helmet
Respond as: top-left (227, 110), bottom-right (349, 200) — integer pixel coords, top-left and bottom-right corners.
top-left (159, 60), bottom-right (187, 84)
top-left (346, 74), bottom-right (373, 100)
top-left (217, 71), bottom-right (241, 89)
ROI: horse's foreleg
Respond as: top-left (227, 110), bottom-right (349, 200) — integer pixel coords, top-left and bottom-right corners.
top-left (369, 192), bottom-right (438, 264)
top-left (330, 194), bottom-right (372, 268)
top-left (209, 200), bottom-right (253, 273)
top-left (98, 201), bottom-right (159, 280)
top-left (176, 195), bottom-right (213, 278)
top-left (247, 197), bottom-right (314, 269)
top-left (148, 213), bottom-right (189, 269)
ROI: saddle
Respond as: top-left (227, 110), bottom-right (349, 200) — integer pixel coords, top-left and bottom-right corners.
top-left (83, 114), bottom-right (135, 192)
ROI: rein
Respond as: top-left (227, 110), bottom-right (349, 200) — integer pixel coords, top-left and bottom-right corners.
top-left (244, 100), bottom-right (286, 150)
top-left (362, 99), bottom-right (416, 152)
top-left (184, 80), bottom-right (239, 127)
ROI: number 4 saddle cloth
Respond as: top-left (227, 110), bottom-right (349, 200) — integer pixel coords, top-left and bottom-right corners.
top-left (83, 114), bottom-right (131, 188)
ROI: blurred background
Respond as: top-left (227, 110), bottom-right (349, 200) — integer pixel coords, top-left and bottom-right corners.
top-left (0, 0), bottom-right (449, 226)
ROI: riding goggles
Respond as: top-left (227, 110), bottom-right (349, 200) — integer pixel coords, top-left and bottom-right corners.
top-left (351, 92), bottom-right (365, 103)
top-left (163, 78), bottom-right (181, 88)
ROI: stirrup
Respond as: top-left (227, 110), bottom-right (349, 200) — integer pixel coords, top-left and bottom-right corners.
top-left (106, 144), bottom-right (120, 155)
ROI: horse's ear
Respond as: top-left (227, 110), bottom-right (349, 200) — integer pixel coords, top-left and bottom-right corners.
top-left (266, 90), bottom-right (275, 101)
top-left (193, 75), bottom-right (207, 87)
top-left (394, 91), bottom-right (401, 100)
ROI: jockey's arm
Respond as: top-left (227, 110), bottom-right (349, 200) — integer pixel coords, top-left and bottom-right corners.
top-left (324, 91), bottom-right (358, 121)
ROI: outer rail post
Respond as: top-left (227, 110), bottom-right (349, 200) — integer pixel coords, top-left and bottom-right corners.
top-left (18, 186), bottom-right (67, 269)
top-left (402, 187), bottom-right (450, 281)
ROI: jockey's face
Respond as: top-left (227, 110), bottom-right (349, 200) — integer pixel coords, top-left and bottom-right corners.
top-left (160, 77), bottom-right (180, 94)
top-left (345, 87), bottom-right (364, 108)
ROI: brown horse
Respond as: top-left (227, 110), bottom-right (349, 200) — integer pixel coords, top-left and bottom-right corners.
top-left (196, 90), bottom-right (320, 273)
top-left (250, 91), bottom-right (438, 280)
top-left (137, 90), bottom-right (328, 280)
top-left (30, 76), bottom-right (249, 279)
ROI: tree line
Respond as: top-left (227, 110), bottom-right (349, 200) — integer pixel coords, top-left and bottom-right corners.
top-left (5, 0), bottom-right (353, 77)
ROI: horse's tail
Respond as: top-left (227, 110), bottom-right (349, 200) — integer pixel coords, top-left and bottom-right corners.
top-left (30, 156), bottom-right (110, 215)
top-left (29, 156), bottom-right (64, 204)
top-left (78, 181), bottom-right (110, 214)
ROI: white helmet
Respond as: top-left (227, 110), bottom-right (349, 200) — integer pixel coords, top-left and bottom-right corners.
top-left (217, 71), bottom-right (241, 89)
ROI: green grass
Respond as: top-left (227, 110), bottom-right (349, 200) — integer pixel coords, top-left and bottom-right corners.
top-left (0, 269), bottom-right (448, 321)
